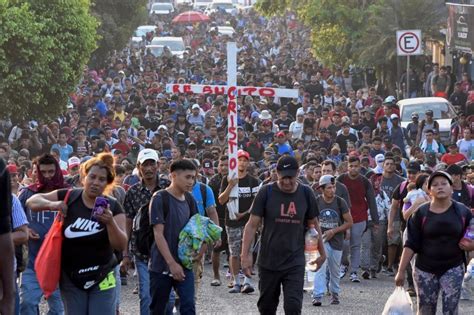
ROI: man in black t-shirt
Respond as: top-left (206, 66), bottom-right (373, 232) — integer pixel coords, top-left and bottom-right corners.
top-left (219, 150), bottom-right (260, 294)
top-left (241, 156), bottom-right (326, 315)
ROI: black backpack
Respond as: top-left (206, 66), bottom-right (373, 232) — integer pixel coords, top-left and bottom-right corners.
top-left (133, 189), bottom-right (197, 257)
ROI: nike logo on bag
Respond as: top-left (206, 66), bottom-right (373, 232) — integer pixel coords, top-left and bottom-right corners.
top-left (83, 281), bottom-right (96, 289)
top-left (64, 217), bottom-right (104, 238)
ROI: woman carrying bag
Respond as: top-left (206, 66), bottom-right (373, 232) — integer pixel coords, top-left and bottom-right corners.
top-left (26, 153), bottom-right (127, 315)
top-left (395, 171), bottom-right (474, 314)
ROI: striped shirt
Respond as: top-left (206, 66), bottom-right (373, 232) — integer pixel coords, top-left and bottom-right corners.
top-left (12, 195), bottom-right (28, 229)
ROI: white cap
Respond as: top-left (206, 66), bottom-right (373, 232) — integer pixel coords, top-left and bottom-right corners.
top-left (105, 94), bottom-right (113, 99)
top-left (68, 156), bottom-right (81, 168)
top-left (375, 153), bottom-right (385, 164)
top-left (296, 108), bottom-right (305, 116)
top-left (137, 149), bottom-right (159, 164)
top-left (157, 125), bottom-right (168, 131)
top-left (390, 113), bottom-right (399, 120)
top-left (192, 104), bottom-right (200, 110)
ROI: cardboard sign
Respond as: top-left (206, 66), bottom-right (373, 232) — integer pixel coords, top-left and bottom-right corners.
top-left (166, 84), bottom-right (298, 98)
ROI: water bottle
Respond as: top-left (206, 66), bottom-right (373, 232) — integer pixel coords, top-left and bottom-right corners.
top-left (460, 218), bottom-right (474, 248)
top-left (305, 224), bottom-right (320, 271)
top-left (303, 225), bottom-right (319, 292)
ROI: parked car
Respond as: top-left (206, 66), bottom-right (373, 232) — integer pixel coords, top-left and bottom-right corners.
top-left (130, 25), bottom-right (156, 48)
top-left (204, 0), bottom-right (237, 15)
top-left (150, 36), bottom-right (185, 58)
top-left (209, 26), bottom-right (235, 37)
top-left (398, 97), bottom-right (457, 144)
top-left (193, 0), bottom-right (213, 11)
top-left (145, 45), bottom-right (165, 57)
top-left (149, 2), bottom-right (174, 16)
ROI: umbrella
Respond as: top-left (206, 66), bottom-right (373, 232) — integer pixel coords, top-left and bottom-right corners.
top-left (172, 11), bottom-right (210, 24)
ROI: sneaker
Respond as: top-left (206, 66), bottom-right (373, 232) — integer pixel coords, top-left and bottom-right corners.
top-left (350, 272), bottom-right (360, 283)
top-left (339, 265), bottom-right (348, 279)
top-left (377, 255), bottom-right (386, 273)
top-left (361, 270), bottom-right (370, 280)
top-left (241, 283), bottom-right (255, 294)
top-left (383, 267), bottom-right (395, 277)
top-left (225, 269), bottom-right (232, 279)
top-left (312, 297), bottom-right (322, 306)
top-left (238, 270), bottom-right (245, 279)
top-left (228, 284), bottom-right (241, 293)
top-left (370, 270), bottom-right (377, 279)
top-left (330, 293), bottom-right (340, 305)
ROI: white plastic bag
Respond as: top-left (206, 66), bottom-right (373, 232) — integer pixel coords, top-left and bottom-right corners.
top-left (382, 287), bottom-right (414, 315)
top-left (461, 258), bottom-right (474, 300)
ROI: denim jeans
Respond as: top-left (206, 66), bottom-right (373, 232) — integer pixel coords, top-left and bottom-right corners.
top-left (313, 242), bottom-right (343, 298)
top-left (150, 269), bottom-right (195, 315)
top-left (20, 267), bottom-right (64, 315)
top-left (135, 256), bottom-right (151, 315)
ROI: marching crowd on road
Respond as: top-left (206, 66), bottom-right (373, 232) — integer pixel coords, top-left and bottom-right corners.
top-left (0, 5), bottom-right (474, 315)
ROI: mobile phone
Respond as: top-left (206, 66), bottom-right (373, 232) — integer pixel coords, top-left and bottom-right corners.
top-left (92, 196), bottom-right (109, 218)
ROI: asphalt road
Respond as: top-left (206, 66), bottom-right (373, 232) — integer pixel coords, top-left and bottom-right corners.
top-left (39, 261), bottom-right (474, 314)
top-left (116, 262), bottom-right (474, 315)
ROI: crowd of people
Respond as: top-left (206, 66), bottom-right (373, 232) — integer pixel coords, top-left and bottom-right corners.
top-left (0, 5), bottom-right (474, 315)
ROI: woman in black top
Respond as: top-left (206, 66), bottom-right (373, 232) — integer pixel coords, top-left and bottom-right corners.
top-left (26, 153), bottom-right (127, 315)
top-left (395, 171), bottom-right (474, 315)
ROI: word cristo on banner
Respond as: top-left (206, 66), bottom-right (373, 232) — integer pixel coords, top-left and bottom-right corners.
top-left (166, 84), bottom-right (298, 98)
top-left (227, 86), bottom-right (238, 178)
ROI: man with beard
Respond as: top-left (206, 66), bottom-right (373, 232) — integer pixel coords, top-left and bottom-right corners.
top-left (19, 154), bottom-right (66, 314)
top-left (122, 149), bottom-right (161, 315)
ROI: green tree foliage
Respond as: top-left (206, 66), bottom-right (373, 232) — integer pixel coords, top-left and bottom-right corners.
top-left (257, 0), bottom-right (446, 87)
top-left (90, 0), bottom-right (148, 67)
top-left (0, 0), bottom-right (98, 121)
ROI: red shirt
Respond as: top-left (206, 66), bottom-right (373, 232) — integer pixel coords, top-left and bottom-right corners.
top-left (441, 153), bottom-right (466, 165)
top-left (340, 175), bottom-right (369, 223)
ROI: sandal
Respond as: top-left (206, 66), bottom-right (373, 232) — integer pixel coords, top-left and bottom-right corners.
top-left (211, 279), bottom-right (221, 286)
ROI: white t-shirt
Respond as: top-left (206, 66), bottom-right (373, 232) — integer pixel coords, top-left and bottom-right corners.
top-left (457, 139), bottom-right (474, 160)
top-left (289, 121), bottom-right (304, 139)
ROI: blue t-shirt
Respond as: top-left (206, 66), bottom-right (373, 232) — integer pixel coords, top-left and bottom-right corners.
top-left (51, 143), bottom-right (73, 162)
top-left (19, 188), bottom-right (59, 269)
top-left (149, 192), bottom-right (194, 273)
top-left (192, 183), bottom-right (216, 216)
top-left (277, 143), bottom-right (294, 156)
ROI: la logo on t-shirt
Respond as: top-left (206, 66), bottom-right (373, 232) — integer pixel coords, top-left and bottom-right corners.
top-left (276, 202), bottom-right (301, 224)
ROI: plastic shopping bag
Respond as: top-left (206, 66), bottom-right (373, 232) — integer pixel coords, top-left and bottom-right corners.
top-left (461, 259), bottom-right (474, 300)
top-left (382, 287), bottom-right (414, 315)
top-left (34, 189), bottom-right (71, 299)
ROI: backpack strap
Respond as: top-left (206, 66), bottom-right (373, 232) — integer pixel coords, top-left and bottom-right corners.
top-left (199, 183), bottom-right (207, 214)
top-left (184, 191), bottom-right (198, 219)
top-left (399, 180), bottom-right (408, 196)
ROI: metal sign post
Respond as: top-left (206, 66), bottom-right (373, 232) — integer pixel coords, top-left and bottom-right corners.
top-left (397, 30), bottom-right (422, 98)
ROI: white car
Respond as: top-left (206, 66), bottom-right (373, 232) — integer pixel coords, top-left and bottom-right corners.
top-left (209, 26), bottom-right (235, 37)
top-left (149, 2), bottom-right (174, 15)
top-left (204, 1), bottom-right (237, 15)
top-left (145, 45), bottom-right (165, 57)
top-left (150, 37), bottom-right (185, 58)
top-left (398, 97), bottom-right (457, 144)
top-left (193, 0), bottom-right (213, 11)
top-left (130, 25), bottom-right (156, 48)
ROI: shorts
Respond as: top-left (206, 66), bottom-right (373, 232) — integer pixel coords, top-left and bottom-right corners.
top-left (226, 226), bottom-right (244, 257)
top-left (213, 221), bottom-right (228, 253)
top-left (388, 220), bottom-right (402, 246)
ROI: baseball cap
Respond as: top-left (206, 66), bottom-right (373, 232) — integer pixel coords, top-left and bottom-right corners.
top-left (68, 157), bottom-right (81, 168)
top-left (318, 175), bottom-right (335, 189)
top-left (425, 109), bottom-right (433, 116)
top-left (157, 125), bottom-right (168, 131)
top-left (375, 154), bottom-right (385, 164)
top-left (137, 149), bottom-right (159, 164)
top-left (276, 131), bottom-right (285, 137)
top-left (361, 126), bottom-right (371, 133)
top-left (6, 164), bottom-right (18, 174)
top-left (341, 121), bottom-right (350, 127)
top-left (411, 112), bottom-right (419, 118)
top-left (202, 159), bottom-right (213, 170)
top-left (390, 114), bottom-right (399, 120)
top-left (276, 156), bottom-right (299, 177)
top-left (383, 136), bottom-right (392, 143)
top-left (427, 171), bottom-right (453, 189)
top-left (383, 96), bottom-right (396, 104)
top-left (237, 149), bottom-right (250, 160)
top-left (296, 108), bottom-right (305, 116)
top-left (188, 142), bottom-right (197, 149)
top-left (407, 161), bottom-right (421, 173)
top-left (192, 104), bottom-right (200, 110)
top-left (446, 164), bottom-right (463, 176)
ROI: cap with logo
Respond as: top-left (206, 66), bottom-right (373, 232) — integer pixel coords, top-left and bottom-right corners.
top-left (407, 161), bottom-right (421, 173)
top-left (318, 175), bottom-right (335, 188)
top-left (276, 156), bottom-right (299, 177)
top-left (237, 149), bottom-right (250, 160)
top-left (68, 157), bottom-right (81, 168)
top-left (137, 149), bottom-right (159, 164)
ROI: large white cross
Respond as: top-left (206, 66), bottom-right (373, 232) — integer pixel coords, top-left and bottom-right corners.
top-left (166, 42), bottom-right (298, 218)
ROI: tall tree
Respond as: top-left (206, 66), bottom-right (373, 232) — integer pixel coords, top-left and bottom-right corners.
top-left (0, 0), bottom-right (98, 121)
top-left (90, 0), bottom-right (148, 67)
